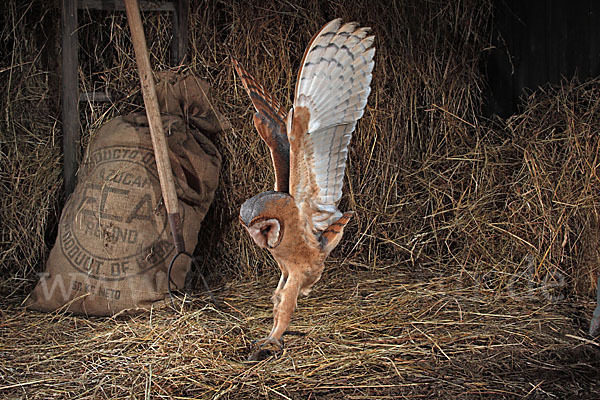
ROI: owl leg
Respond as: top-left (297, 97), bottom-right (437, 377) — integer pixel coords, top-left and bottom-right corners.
top-left (271, 261), bottom-right (289, 326)
top-left (276, 272), bottom-right (288, 289)
top-left (248, 274), bottom-right (301, 361)
top-left (270, 273), bottom-right (287, 331)
top-left (269, 274), bottom-right (298, 339)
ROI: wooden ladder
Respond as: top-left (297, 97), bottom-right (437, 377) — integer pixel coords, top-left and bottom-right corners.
top-left (61, 0), bottom-right (189, 196)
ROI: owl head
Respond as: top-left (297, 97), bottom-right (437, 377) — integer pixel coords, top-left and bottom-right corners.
top-left (240, 191), bottom-right (292, 249)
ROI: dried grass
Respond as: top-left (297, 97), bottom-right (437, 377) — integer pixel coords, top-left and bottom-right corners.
top-left (1, 0), bottom-right (600, 398)
top-left (1, 271), bottom-right (599, 399)
top-left (0, 1), bottom-right (62, 294)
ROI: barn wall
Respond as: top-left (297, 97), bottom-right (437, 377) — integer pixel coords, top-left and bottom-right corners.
top-left (485, 0), bottom-right (600, 117)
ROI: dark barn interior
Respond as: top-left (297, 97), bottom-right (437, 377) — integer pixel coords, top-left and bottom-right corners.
top-left (486, 0), bottom-right (600, 117)
top-left (1, 0), bottom-right (600, 398)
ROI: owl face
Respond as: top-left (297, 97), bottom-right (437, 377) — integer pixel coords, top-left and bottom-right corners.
top-left (244, 217), bottom-right (282, 249)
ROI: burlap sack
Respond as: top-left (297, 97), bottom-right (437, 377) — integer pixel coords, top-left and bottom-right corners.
top-left (26, 73), bottom-right (225, 315)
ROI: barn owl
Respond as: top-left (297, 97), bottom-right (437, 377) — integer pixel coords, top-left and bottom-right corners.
top-left (234, 18), bottom-right (375, 361)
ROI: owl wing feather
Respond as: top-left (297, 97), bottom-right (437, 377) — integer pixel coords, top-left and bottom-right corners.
top-left (233, 59), bottom-right (290, 192)
top-left (288, 19), bottom-right (375, 232)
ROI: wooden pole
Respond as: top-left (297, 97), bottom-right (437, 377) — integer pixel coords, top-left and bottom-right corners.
top-left (124, 0), bottom-right (185, 252)
top-left (61, 0), bottom-right (80, 196)
top-left (171, 0), bottom-right (189, 65)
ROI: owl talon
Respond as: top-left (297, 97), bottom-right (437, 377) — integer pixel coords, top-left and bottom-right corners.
top-left (248, 337), bottom-right (284, 361)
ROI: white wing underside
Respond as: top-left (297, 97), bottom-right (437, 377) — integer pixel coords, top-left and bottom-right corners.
top-left (291, 19), bottom-right (375, 232)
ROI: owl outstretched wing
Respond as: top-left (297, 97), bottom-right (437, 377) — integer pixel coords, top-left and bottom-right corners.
top-left (288, 19), bottom-right (375, 232)
top-left (233, 59), bottom-right (290, 193)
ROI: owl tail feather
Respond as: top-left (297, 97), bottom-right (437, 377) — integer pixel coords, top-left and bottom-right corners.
top-left (319, 212), bottom-right (354, 254)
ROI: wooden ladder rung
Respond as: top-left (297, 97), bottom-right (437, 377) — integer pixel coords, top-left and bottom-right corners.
top-left (79, 90), bottom-right (112, 103)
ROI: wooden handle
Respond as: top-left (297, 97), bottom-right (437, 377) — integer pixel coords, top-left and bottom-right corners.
top-left (124, 0), bottom-right (185, 252)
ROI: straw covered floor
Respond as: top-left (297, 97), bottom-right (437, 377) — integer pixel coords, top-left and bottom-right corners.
top-left (2, 270), bottom-right (599, 398)
top-left (1, 0), bottom-right (600, 398)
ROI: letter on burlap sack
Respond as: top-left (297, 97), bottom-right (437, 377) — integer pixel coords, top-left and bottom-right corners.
top-left (26, 73), bottom-right (225, 315)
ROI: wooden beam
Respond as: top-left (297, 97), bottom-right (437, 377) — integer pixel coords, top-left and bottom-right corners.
top-left (171, 0), bottom-right (189, 65)
top-left (61, 0), bottom-right (80, 196)
top-left (78, 0), bottom-right (175, 12)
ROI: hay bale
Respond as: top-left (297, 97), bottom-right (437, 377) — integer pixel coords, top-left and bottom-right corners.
top-left (504, 81), bottom-right (600, 297)
top-left (0, 1), bottom-right (62, 294)
top-left (1, 0), bottom-right (597, 303)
